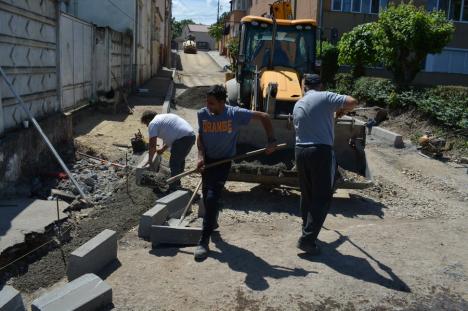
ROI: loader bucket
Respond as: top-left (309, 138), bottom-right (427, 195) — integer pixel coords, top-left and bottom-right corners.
top-left (230, 118), bottom-right (373, 189)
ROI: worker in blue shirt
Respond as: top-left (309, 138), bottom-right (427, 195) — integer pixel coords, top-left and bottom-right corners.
top-left (195, 85), bottom-right (277, 261)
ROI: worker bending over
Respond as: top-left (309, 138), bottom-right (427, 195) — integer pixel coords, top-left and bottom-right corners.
top-left (141, 111), bottom-right (195, 191)
top-left (195, 85), bottom-right (277, 261)
top-left (293, 74), bottom-right (358, 255)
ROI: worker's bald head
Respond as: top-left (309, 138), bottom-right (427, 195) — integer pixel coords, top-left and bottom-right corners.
top-left (206, 85), bottom-right (227, 115)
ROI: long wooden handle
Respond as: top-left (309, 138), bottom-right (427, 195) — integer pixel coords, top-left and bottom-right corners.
top-left (166, 143), bottom-right (288, 184)
top-left (178, 180), bottom-right (203, 226)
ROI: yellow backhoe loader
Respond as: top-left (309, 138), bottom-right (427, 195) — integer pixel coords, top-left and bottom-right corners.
top-left (226, 0), bottom-right (372, 189)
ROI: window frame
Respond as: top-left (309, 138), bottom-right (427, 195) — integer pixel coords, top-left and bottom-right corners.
top-left (331, 0), bottom-right (343, 12)
top-left (352, 0), bottom-right (362, 13)
top-left (331, 0), bottom-right (387, 14)
top-left (433, 0), bottom-right (468, 23)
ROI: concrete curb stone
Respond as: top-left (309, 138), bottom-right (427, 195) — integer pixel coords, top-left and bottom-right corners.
top-left (67, 229), bottom-right (117, 281)
top-left (0, 286), bottom-right (25, 311)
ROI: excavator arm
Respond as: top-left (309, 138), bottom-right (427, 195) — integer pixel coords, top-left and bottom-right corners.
top-left (270, 0), bottom-right (293, 20)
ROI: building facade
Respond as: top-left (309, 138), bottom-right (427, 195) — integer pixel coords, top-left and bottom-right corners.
top-left (176, 24), bottom-right (216, 51)
top-left (246, 0), bottom-right (468, 84)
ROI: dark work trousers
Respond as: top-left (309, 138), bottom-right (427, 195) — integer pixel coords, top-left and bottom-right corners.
top-left (169, 134), bottom-right (196, 189)
top-left (295, 144), bottom-right (335, 244)
top-left (200, 157), bottom-right (232, 244)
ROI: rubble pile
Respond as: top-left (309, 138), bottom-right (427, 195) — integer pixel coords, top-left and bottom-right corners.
top-left (57, 158), bottom-right (126, 203)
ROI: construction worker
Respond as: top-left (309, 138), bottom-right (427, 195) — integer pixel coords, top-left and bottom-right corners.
top-left (293, 74), bottom-right (358, 255)
top-left (195, 85), bottom-right (277, 261)
top-left (141, 111), bottom-right (196, 191)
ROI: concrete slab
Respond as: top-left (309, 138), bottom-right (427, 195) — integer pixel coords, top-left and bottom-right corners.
top-left (167, 218), bottom-right (190, 227)
top-left (0, 285), bottom-right (25, 311)
top-left (0, 199), bottom-right (68, 254)
top-left (31, 274), bottom-right (112, 311)
top-left (156, 190), bottom-right (191, 218)
top-left (138, 204), bottom-right (169, 238)
top-left (371, 126), bottom-right (405, 148)
top-left (151, 225), bottom-right (203, 246)
top-left (67, 229), bottom-right (117, 281)
top-left (344, 117), bottom-right (404, 148)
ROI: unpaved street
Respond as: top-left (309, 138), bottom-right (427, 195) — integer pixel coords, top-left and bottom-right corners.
top-left (102, 52), bottom-right (468, 310)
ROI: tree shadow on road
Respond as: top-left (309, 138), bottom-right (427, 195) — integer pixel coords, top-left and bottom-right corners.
top-left (299, 229), bottom-right (411, 293)
top-left (210, 233), bottom-right (316, 291)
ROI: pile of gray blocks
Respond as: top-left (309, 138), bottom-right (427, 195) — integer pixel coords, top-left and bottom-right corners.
top-left (138, 204), bottom-right (168, 238)
top-left (156, 190), bottom-right (191, 218)
top-left (67, 229), bottom-right (117, 280)
top-left (0, 286), bottom-right (25, 311)
top-left (138, 190), bottom-right (191, 239)
top-left (138, 189), bottom-right (208, 246)
top-left (31, 274), bottom-right (112, 311)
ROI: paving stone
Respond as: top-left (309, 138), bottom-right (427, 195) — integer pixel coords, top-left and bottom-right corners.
top-left (156, 190), bottom-right (191, 218)
top-left (372, 126), bottom-right (405, 148)
top-left (151, 225), bottom-right (203, 246)
top-left (167, 217), bottom-right (190, 227)
top-left (67, 229), bottom-right (117, 281)
top-left (138, 204), bottom-right (169, 238)
top-left (31, 274), bottom-right (112, 311)
top-left (0, 286), bottom-right (25, 311)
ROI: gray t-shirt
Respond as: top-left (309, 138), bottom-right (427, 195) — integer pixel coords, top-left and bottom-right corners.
top-left (293, 90), bottom-right (346, 146)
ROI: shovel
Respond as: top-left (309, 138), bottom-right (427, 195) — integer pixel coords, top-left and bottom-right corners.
top-left (166, 143), bottom-right (288, 185)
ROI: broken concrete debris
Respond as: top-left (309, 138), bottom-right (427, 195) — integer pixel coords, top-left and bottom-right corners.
top-left (31, 274), bottom-right (112, 311)
top-left (57, 158), bottom-right (123, 203)
top-left (67, 229), bottom-right (117, 281)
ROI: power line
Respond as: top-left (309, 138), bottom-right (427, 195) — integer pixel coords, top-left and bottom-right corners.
top-left (107, 0), bottom-right (135, 22)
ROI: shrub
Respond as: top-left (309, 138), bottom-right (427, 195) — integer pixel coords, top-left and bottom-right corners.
top-left (319, 42), bottom-right (339, 86)
top-left (352, 77), bottom-right (395, 107)
top-left (334, 73), bottom-right (354, 94)
top-left (338, 23), bottom-right (379, 77)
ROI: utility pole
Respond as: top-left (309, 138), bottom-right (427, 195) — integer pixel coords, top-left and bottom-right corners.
top-left (217, 0), bottom-right (220, 23)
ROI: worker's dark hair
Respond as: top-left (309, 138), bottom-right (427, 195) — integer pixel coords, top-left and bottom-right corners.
top-left (141, 110), bottom-right (157, 124)
top-left (207, 85), bottom-right (227, 102)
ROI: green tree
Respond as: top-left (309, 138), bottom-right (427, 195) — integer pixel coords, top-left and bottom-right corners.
top-left (375, 3), bottom-right (454, 88)
top-left (318, 41), bottom-right (339, 86)
top-left (227, 37), bottom-right (240, 70)
top-left (338, 23), bottom-right (379, 78)
top-left (171, 18), bottom-right (195, 40)
top-left (208, 12), bottom-right (230, 42)
top-left (208, 23), bottom-right (224, 41)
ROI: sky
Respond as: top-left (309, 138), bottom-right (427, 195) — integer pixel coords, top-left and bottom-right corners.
top-left (173, 0), bottom-right (231, 25)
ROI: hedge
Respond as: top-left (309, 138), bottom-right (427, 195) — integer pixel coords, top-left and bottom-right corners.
top-left (333, 74), bottom-right (468, 129)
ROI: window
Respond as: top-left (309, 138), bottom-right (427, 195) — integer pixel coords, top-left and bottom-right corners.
top-left (332, 0), bottom-right (387, 13)
top-left (428, 0), bottom-right (468, 22)
top-left (332, 0), bottom-right (342, 11)
top-left (352, 0), bottom-right (362, 12)
top-left (425, 48), bottom-right (468, 74)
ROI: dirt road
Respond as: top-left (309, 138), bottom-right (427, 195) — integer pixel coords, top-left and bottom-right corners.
top-left (101, 52), bottom-right (468, 310)
top-left (20, 52), bottom-right (467, 310)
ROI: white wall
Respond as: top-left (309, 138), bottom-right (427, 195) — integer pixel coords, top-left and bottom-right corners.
top-left (65, 0), bottom-right (136, 33)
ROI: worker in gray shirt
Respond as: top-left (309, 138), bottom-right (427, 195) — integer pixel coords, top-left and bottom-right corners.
top-left (293, 74), bottom-right (358, 255)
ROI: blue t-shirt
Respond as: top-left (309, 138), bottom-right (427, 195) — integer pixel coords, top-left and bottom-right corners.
top-left (198, 105), bottom-right (253, 159)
